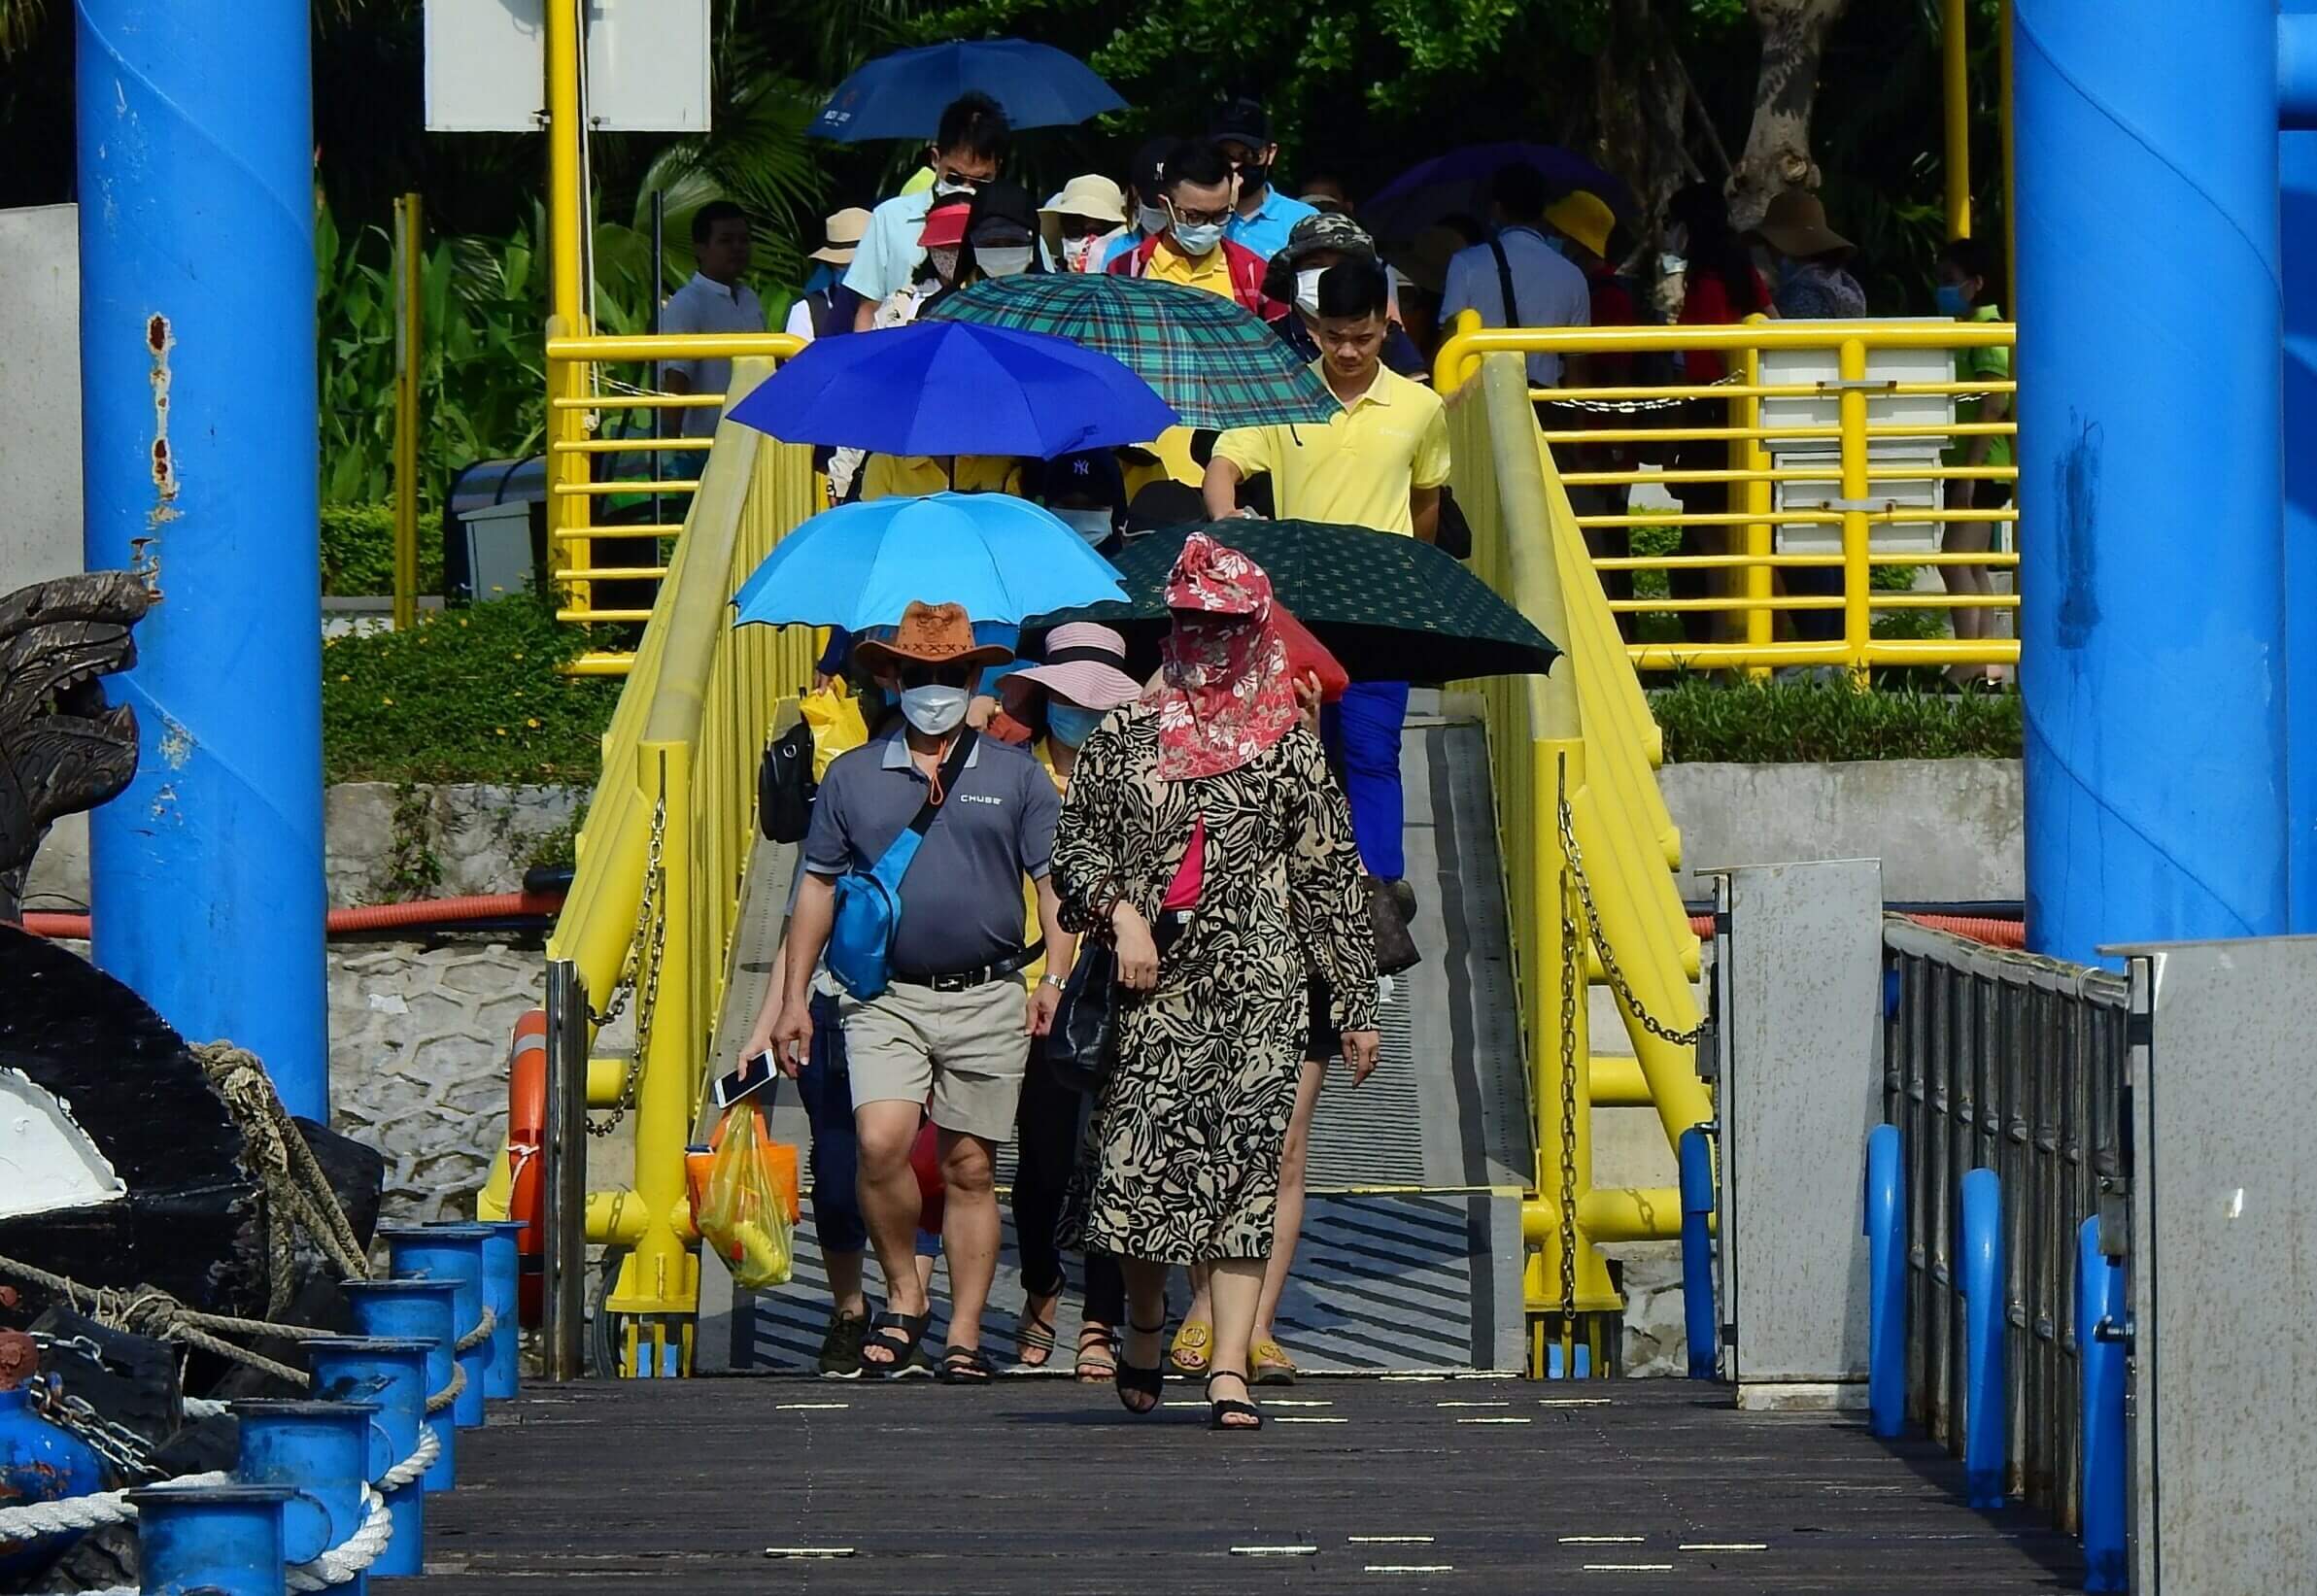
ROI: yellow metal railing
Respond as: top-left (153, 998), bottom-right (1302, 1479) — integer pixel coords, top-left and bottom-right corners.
top-left (543, 326), bottom-right (805, 673)
top-left (509, 356), bottom-right (819, 1375)
top-left (1448, 349), bottom-right (1717, 1375)
top-left (1435, 314), bottom-right (2020, 675)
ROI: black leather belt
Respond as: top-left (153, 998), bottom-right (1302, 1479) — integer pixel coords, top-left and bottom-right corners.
top-left (889, 940), bottom-right (1045, 993)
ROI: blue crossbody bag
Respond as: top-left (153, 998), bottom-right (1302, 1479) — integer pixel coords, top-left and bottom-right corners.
top-left (825, 730), bottom-right (977, 1001)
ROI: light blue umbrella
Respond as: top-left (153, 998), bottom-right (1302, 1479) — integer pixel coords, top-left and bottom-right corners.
top-left (731, 492), bottom-right (1127, 633)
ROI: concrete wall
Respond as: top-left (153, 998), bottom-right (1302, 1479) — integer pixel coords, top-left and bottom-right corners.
top-left (1661, 760), bottom-right (2023, 903)
top-left (0, 204), bottom-right (84, 594)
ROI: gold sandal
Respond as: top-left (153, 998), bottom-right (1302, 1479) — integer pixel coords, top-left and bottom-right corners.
top-left (1169, 1318), bottom-right (1211, 1374)
top-left (1251, 1338), bottom-right (1298, 1386)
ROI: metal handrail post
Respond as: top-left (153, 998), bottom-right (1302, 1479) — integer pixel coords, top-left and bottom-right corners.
top-left (541, 958), bottom-right (589, 1379)
top-left (1960, 1166), bottom-right (2008, 1508)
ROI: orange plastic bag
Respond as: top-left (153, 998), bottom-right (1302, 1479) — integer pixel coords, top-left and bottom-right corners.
top-left (698, 1104), bottom-right (793, 1290)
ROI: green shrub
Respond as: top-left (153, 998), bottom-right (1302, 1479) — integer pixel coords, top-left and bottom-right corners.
top-left (321, 503), bottom-right (449, 597)
top-left (323, 594), bottom-right (620, 784)
top-left (1651, 678), bottom-right (2022, 764)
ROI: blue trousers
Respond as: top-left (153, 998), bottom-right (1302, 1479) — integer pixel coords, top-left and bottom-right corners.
top-left (796, 991), bottom-right (868, 1255)
top-left (1322, 680), bottom-right (1410, 881)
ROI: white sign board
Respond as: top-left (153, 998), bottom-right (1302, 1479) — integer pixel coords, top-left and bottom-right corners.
top-left (425, 0), bottom-right (712, 133)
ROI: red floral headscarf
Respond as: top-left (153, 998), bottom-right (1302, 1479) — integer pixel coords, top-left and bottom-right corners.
top-left (1142, 532), bottom-right (1298, 782)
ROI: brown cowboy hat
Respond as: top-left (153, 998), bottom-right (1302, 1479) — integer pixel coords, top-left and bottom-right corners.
top-left (851, 600), bottom-right (1014, 675)
top-left (1754, 189), bottom-right (1853, 259)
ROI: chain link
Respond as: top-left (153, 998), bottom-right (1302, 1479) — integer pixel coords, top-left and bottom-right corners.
top-left (1534, 370), bottom-right (1743, 420)
top-left (1552, 759), bottom-right (1582, 1364)
top-left (32, 1376), bottom-right (164, 1479)
top-left (586, 792), bottom-right (666, 1138)
top-left (1556, 784), bottom-right (1705, 1049)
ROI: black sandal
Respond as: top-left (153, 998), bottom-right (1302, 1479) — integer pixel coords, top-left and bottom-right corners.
top-left (1207, 1370), bottom-right (1264, 1432)
top-left (937, 1344), bottom-right (996, 1383)
top-left (1115, 1316), bottom-right (1167, 1416)
top-left (1015, 1289), bottom-right (1060, 1368)
top-left (1074, 1323), bottom-right (1119, 1383)
top-left (860, 1309), bottom-right (932, 1375)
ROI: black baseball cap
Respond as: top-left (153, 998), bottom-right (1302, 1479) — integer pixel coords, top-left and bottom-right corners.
top-left (1209, 96), bottom-right (1271, 148)
top-left (1130, 136), bottom-right (1179, 199)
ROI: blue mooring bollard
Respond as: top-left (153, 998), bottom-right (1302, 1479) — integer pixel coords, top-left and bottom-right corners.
top-left (301, 1337), bottom-right (431, 1578)
top-left (1677, 1126), bottom-right (1718, 1379)
top-left (125, 1481), bottom-right (298, 1596)
top-left (475, 1218), bottom-right (527, 1399)
top-left (379, 1223), bottom-right (493, 1427)
top-left (1864, 1124), bottom-right (1906, 1439)
top-left (2076, 1216), bottom-right (2128, 1592)
top-left (340, 1280), bottom-right (459, 1492)
top-left (231, 1400), bottom-right (380, 1596)
top-left (1959, 1168), bottom-right (2007, 1510)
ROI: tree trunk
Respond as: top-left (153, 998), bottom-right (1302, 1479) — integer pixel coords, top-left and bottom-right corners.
top-left (1728, 0), bottom-right (1852, 229)
top-left (1592, 0), bottom-right (1695, 257)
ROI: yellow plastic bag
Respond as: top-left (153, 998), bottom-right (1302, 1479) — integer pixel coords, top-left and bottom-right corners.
top-left (799, 683), bottom-right (869, 781)
top-left (698, 1104), bottom-right (793, 1290)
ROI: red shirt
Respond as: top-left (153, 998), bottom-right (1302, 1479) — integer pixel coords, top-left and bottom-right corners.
top-left (1680, 267), bottom-right (1771, 384)
top-left (1106, 234), bottom-right (1283, 319)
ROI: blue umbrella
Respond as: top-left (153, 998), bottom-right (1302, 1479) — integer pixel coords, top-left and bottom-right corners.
top-left (726, 321), bottom-right (1178, 460)
top-left (1362, 142), bottom-right (1636, 243)
top-left (732, 492), bottom-right (1127, 632)
top-left (807, 40), bottom-right (1126, 142)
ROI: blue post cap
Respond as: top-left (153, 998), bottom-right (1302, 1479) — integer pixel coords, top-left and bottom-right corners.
top-left (378, 1222), bottom-right (494, 1239)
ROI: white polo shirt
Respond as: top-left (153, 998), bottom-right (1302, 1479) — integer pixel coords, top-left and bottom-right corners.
top-left (658, 273), bottom-right (766, 437)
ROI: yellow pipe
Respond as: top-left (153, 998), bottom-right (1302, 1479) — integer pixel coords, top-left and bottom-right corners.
top-left (1589, 1054), bottom-right (1652, 1106)
top-left (1578, 1186), bottom-right (1686, 1243)
top-left (1943, 0), bottom-right (1971, 240)
top-left (585, 1189), bottom-right (652, 1246)
top-left (546, 332), bottom-right (806, 362)
top-left (392, 191), bottom-right (422, 633)
top-left (586, 1056), bottom-right (630, 1107)
top-left (545, 0), bottom-right (585, 329)
top-left (1838, 337), bottom-right (1872, 676)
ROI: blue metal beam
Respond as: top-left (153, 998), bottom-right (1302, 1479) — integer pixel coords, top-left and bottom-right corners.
top-left (2284, 3), bottom-right (2317, 931)
top-left (2013, 0), bottom-right (2291, 961)
top-left (77, 0), bottom-right (328, 1114)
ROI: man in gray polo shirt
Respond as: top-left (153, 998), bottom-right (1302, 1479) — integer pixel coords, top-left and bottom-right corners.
top-left (775, 601), bottom-right (1070, 1381)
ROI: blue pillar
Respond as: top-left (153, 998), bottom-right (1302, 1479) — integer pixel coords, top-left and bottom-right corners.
top-left (2284, 5), bottom-right (2317, 933)
top-left (379, 1224), bottom-right (493, 1427)
top-left (2013, 0), bottom-right (2290, 962)
top-left (76, 0), bottom-right (327, 1115)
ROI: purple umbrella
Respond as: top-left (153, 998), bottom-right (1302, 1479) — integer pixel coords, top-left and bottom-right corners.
top-left (1361, 143), bottom-right (1635, 244)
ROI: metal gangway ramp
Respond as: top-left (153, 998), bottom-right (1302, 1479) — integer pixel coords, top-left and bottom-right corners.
top-left (453, 336), bottom-right (2079, 1591)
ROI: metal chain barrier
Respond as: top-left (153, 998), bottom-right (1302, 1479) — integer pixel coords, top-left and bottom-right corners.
top-left (586, 793), bottom-right (666, 1138)
top-left (1551, 756), bottom-right (1583, 1369)
top-left (1534, 370), bottom-right (1743, 419)
top-left (1556, 785), bottom-right (1706, 1049)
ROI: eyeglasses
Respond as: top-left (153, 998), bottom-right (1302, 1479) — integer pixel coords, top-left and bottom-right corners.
top-left (1168, 200), bottom-right (1232, 228)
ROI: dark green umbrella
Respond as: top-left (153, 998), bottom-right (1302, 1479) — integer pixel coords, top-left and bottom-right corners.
top-left (924, 275), bottom-right (1340, 430)
top-left (1033, 521), bottom-right (1560, 684)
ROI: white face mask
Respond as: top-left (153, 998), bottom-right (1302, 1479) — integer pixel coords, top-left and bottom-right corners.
top-left (977, 245), bottom-right (1035, 278)
top-left (1062, 235), bottom-right (1101, 271)
top-left (900, 683), bottom-right (970, 736)
top-left (1052, 506), bottom-right (1114, 544)
top-left (1137, 203), bottom-right (1172, 239)
top-left (1295, 267), bottom-right (1325, 317)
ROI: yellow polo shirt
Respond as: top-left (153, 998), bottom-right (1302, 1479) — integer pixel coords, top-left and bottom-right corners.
top-left (860, 454), bottom-right (1023, 500)
top-left (1213, 362), bottom-right (1452, 537)
top-left (1141, 238), bottom-right (1237, 300)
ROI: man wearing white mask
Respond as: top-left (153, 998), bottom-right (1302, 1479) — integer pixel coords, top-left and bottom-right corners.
top-left (775, 602), bottom-right (1070, 1383)
top-left (845, 93), bottom-right (1011, 330)
top-left (1106, 139), bottom-right (1278, 317)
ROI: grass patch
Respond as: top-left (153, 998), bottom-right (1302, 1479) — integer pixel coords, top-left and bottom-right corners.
top-left (323, 594), bottom-right (619, 784)
top-left (1651, 678), bottom-right (2021, 764)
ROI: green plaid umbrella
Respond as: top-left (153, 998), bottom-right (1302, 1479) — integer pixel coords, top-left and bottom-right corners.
top-left (1033, 521), bottom-right (1559, 684)
top-left (924, 275), bottom-right (1341, 429)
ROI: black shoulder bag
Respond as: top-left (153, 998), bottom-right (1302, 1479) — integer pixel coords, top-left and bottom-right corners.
top-left (1045, 931), bottom-right (1118, 1094)
top-left (758, 720), bottom-right (817, 843)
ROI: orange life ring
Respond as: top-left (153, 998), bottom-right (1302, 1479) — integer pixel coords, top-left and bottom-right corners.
top-left (505, 1009), bottom-right (548, 1326)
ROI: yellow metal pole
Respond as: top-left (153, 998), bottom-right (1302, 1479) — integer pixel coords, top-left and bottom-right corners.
top-left (544, 0), bottom-right (592, 620)
top-left (1838, 337), bottom-right (1872, 676)
top-left (1740, 334), bottom-right (1772, 671)
top-left (392, 191), bottom-right (422, 632)
top-left (1943, 0), bottom-right (1972, 240)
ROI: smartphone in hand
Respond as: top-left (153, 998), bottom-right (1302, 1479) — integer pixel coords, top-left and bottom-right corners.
top-left (711, 1050), bottom-right (778, 1110)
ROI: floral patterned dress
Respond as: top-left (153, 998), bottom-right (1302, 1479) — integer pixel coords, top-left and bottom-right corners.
top-left (1054, 705), bottom-right (1378, 1263)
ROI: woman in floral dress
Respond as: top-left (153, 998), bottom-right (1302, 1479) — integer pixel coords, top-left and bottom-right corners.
top-left (1053, 532), bottom-right (1379, 1432)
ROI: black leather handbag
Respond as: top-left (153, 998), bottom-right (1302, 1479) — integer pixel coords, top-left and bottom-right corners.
top-left (1045, 940), bottom-right (1119, 1093)
top-left (1367, 877), bottom-right (1421, 976)
top-left (758, 720), bottom-right (816, 843)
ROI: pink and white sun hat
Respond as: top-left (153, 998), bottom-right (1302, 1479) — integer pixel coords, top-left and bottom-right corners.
top-left (1002, 623), bottom-right (1142, 716)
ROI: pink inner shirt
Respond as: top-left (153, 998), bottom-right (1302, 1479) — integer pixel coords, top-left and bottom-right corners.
top-left (1161, 817), bottom-right (1206, 911)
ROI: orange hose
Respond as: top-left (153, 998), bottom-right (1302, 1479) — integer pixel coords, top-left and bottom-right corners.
top-left (1687, 910), bottom-right (2024, 949)
top-left (17, 890), bottom-right (565, 941)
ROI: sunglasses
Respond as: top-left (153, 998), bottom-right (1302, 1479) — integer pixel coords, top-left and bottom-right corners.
top-left (898, 662), bottom-right (973, 690)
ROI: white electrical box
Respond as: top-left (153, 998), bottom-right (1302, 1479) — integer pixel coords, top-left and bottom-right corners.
top-left (425, 0), bottom-right (712, 133)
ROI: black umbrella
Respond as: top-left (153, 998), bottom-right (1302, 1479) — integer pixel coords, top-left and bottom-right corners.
top-left (1032, 520), bottom-right (1559, 684)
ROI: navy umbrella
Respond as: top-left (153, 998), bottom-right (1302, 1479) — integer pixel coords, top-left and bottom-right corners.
top-left (1362, 142), bottom-right (1635, 243)
top-left (726, 321), bottom-right (1177, 458)
top-left (807, 40), bottom-right (1127, 142)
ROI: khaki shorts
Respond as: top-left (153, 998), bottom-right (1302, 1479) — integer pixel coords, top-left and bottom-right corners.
top-left (837, 976), bottom-right (1030, 1143)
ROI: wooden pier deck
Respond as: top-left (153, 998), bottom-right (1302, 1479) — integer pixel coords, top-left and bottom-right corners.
top-left (400, 1377), bottom-right (2083, 1594)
